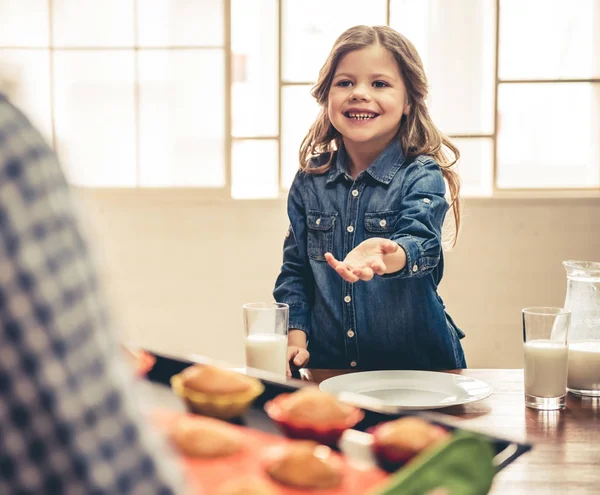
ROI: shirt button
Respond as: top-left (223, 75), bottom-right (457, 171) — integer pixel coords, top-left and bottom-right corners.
top-left (412, 264), bottom-right (418, 272)
top-left (350, 361), bottom-right (357, 368)
top-left (351, 189), bottom-right (359, 197)
top-left (347, 225), bottom-right (354, 233)
top-left (347, 330), bottom-right (355, 338)
top-left (379, 219), bottom-right (387, 227)
top-left (423, 198), bottom-right (431, 204)
top-left (344, 295), bottom-right (351, 303)
top-left (316, 218), bottom-right (321, 225)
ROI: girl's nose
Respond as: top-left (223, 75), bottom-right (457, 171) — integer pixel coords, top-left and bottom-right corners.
top-left (349, 84), bottom-right (370, 101)
top-left (350, 93), bottom-right (367, 101)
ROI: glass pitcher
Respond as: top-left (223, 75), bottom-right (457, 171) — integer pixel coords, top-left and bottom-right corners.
top-left (563, 260), bottom-right (600, 396)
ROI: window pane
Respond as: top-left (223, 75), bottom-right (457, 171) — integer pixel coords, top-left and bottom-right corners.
top-left (497, 83), bottom-right (600, 189)
top-left (53, 52), bottom-right (136, 186)
top-left (499, 0), bottom-right (600, 79)
top-left (389, 0), bottom-right (429, 67)
top-left (231, 0), bottom-right (278, 137)
top-left (282, 0), bottom-right (387, 83)
top-left (281, 85), bottom-right (321, 188)
top-left (391, 0), bottom-right (495, 135)
top-left (0, 50), bottom-right (52, 142)
top-left (138, 50), bottom-right (225, 187)
top-left (52, 0), bottom-right (134, 47)
top-left (453, 138), bottom-right (493, 197)
top-left (137, 0), bottom-right (224, 47)
top-left (0, 0), bottom-right (49, 46)
top-left (232, 140), bottom-right (278, 198)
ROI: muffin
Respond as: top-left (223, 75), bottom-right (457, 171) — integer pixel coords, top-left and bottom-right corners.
top-left (276, 387), bottom-right (352, 423)
top-left (216, 478), bottom-right (277, 495)
top-left (371, 416), bottom-right (451, 469)
top-left (170, 415), bottom-right (243, 458)
top-left (171, 364), bottom-right (264, 420)
top-left (264, 440), bottom-right (343, 489)
top-left (264, 387), bottom-right (364, 446)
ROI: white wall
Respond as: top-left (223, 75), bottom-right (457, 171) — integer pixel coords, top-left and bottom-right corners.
top-left (75, 190), bottom-right (600, 369)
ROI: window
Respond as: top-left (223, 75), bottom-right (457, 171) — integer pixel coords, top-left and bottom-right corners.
top-left (0, 0), bottom-right (226, 188)
top-left (0, 0), bottom-right (598, 196)
top-left (496, 0), bottom-right (600, 190)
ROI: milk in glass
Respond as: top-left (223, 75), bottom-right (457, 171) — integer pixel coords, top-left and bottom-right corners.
top-left (567, 340), bottom-right (600, 394)
top-left (245, 334), bottom-right (288, 376)
top-left (524, 340), bottom-right (568, 397)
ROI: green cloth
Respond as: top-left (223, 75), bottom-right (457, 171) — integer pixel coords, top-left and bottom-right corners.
top-left (371, 431), bottom-right (496, 495)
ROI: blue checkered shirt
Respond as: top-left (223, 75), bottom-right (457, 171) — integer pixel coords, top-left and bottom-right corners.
top-left (0, 94), bottom-right (185, 493)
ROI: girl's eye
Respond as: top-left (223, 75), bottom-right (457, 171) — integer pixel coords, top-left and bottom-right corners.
top-left (336, 80), bottom-right (352, 87)
top-left (373, 81), bottom-right (388, 88)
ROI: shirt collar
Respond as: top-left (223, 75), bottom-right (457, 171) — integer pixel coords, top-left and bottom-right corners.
top-left (326, 139), bottom-right (406, 185)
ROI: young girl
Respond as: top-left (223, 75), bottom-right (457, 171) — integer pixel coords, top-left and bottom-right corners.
top-left (274, 25), bottom-right (466, 375)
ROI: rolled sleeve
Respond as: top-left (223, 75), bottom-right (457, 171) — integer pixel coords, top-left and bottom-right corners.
top-left (288, 302), bottom-right (310, 335)
top-left (384, 157), bottom-right (448, 280)
top-left (273, 172), bottom-right (314, 337)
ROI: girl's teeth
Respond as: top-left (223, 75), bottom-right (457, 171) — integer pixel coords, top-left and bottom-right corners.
top-left (348, 113), bottom-right (376, 120)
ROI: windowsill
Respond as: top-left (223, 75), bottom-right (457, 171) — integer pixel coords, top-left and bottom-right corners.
top-left (464, 189), bottom-right (600, 205)
top-left (73, 186), bottom-right (600, 205)
top-left (71, 186), bottom-right (287, 206)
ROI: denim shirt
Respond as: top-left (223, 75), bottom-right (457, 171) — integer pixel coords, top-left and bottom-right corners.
top-left (273, 140), bottom-right (466, 371)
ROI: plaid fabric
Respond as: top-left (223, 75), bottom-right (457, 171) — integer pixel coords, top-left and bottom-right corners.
top-left (0, 94), bottom-right (185, 494)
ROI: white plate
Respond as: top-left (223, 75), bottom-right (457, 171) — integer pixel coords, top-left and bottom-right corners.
top-left (319, 370), bottom-right (493, 410)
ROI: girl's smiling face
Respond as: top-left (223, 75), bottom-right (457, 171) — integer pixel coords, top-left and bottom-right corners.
top-left (328, 43), bottom-right (409, 153)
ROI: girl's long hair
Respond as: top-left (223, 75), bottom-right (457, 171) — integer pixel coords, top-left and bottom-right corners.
top-left (299, 25), bottom-right (461, 247)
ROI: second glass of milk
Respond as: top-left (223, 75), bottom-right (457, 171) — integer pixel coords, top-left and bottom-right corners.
top-left (522, 307), bottom-right (571, 410)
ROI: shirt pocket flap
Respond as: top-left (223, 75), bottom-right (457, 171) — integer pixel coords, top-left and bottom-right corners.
top-left (364, 210), bottom-right (399, 233)
top-left (307, 211), bottom-right (337, 231)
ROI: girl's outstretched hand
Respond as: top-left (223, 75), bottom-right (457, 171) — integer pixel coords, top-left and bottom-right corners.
top-left (324, 238), bottom-right (402, 282)
top-left (287, 345), bottom-right (310, 377)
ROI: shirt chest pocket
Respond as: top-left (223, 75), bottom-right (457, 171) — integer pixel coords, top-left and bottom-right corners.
top-left (307, 211), bottom-right (337, 261)
top-left (364, 210), bottom-right (400, 239)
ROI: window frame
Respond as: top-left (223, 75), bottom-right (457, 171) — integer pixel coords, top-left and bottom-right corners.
top-left (2, 0), bottom-right (598, 198)
top-left (277, 0), bottom-right (600, 198)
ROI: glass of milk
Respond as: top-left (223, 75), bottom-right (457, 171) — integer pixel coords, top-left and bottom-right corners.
top-left (242, 302), bottom-right (288, 377)
top-left (523, 307), bottom-right (571, 410)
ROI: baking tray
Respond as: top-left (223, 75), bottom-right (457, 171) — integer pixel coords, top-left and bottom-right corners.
top-left (143, 349), bottom-right (532, 473)
top-left (153, 409), bottom-right (389, 495)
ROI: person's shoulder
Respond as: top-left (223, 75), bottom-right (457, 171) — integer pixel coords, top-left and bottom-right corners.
top-left (399, 154), bottom-right (445, 192)
top-left (0, 93), bottom-right (58, 176)
top-left (0, 92), bottom-right (21, 117)
top-left (0, 92), bottom-right (40, 137)
top-left (402, 154), bottom-right (443, 177)
top-left (0, 91), bottom-right (18, 122)
top-left (406, 154), bottom-right (440, 169)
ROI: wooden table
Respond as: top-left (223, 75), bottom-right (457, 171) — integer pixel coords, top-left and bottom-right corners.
top-left (301, 369), bottom-right (600, 495)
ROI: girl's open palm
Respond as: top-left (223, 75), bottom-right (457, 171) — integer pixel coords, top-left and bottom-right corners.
top-left (324, 238), bottom-right (399, 282)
